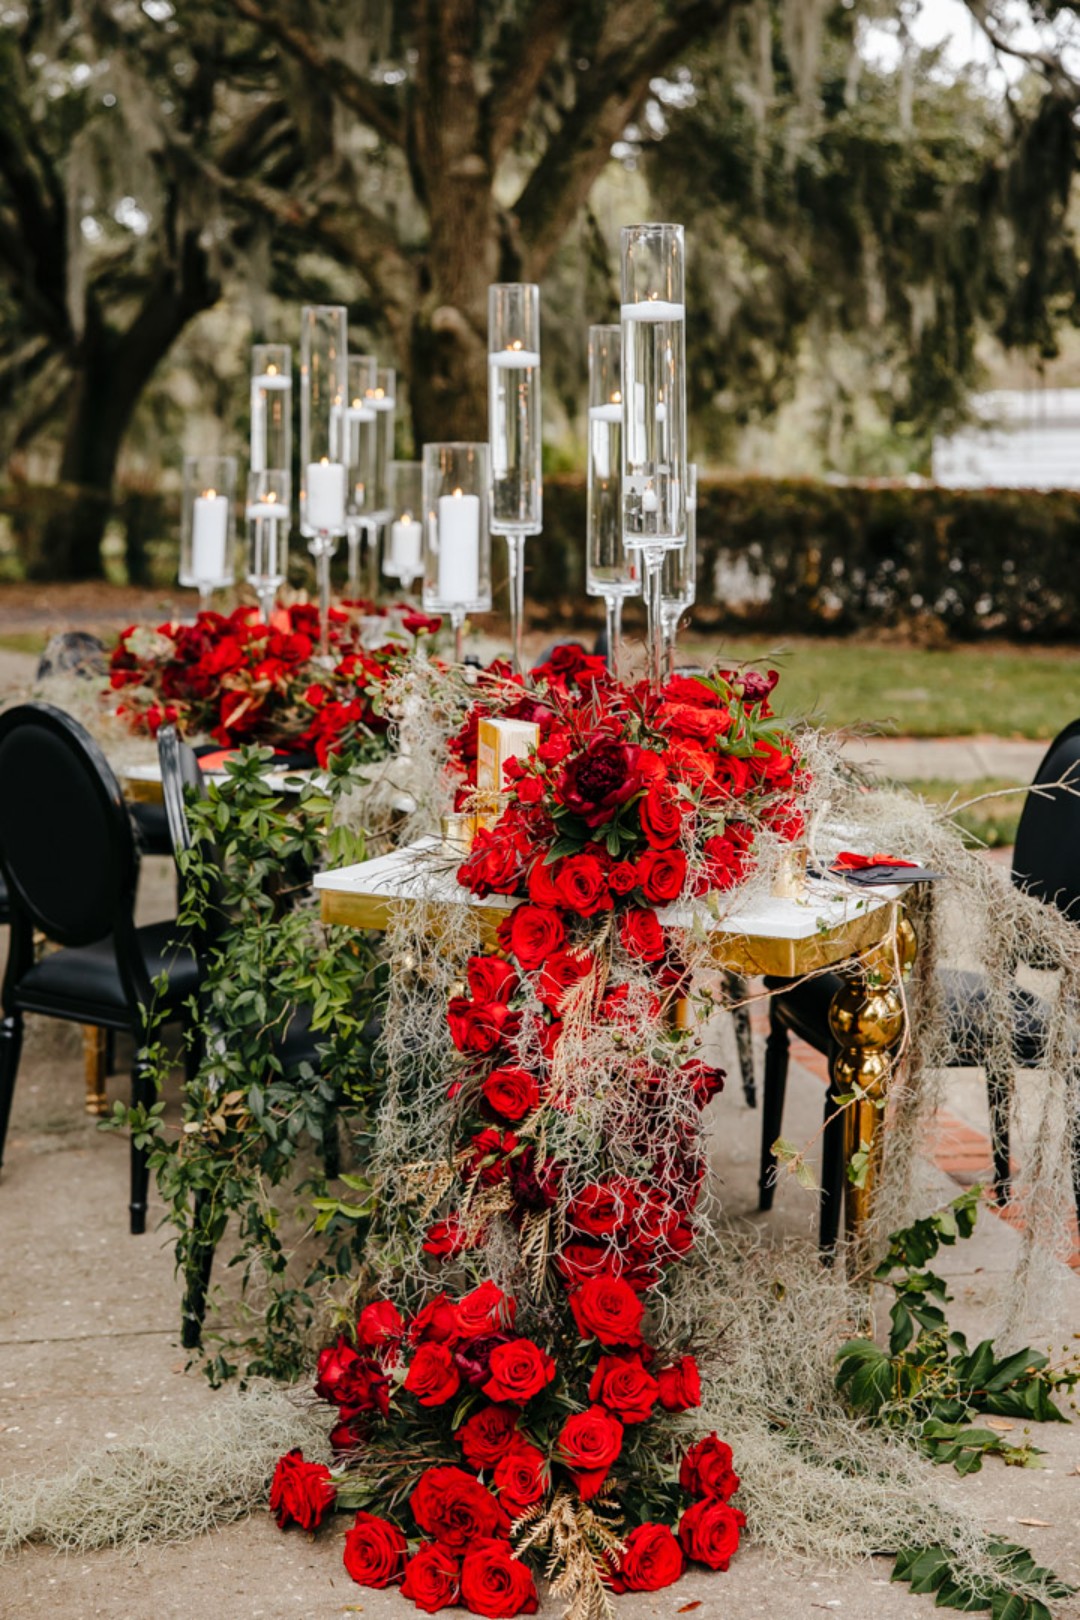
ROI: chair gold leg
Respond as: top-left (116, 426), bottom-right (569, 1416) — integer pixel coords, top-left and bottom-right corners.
top-left (83, 1025), bottom-right (108, 1116)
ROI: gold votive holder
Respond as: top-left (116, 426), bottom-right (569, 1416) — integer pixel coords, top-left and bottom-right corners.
top-left (771, 842), bottom-right (808, 900)
top-left (441, 812), bottom-right (475, 857)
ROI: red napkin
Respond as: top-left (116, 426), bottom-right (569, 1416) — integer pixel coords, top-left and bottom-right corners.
top-left (197, 749), bottom-right (239, 773)
top-left (833, 851), bottom-right (918, 871)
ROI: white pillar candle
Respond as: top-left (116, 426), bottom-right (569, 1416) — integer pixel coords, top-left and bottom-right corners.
top-left (347, 402), bottom-right (376, 424)
top-left (390, 516), bottom-right (423, 577)
top-left (246, 501), bottom-right (288, 521)
top-left (588, 403), bottom-right (623, 424)
top-left (368, 394), bottom-right (396, 411)
top-left (489, 348), bottom-right (541, 369)
top-left (642, 484), bottom-right (659, 514)
top-left (252, 371), bottom-right (291, 391)
top-left (192, 491), bottom-right (228, 581)
top-left (620, 299), bottom-right (686, 322)
top-left (306, 459), bottom-right (346, 531)
top-left (437, 490), bottom-right (480, 602)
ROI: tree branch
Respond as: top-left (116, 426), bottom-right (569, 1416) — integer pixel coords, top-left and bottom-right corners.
top-left (513, 0), bottom-right (738, 279)
top-left (964, 1), bottom-right (1080, 98)
top-left (486, 0), bottom-right (580, 166)
top-left (224, 0), bottom-right (406, 147)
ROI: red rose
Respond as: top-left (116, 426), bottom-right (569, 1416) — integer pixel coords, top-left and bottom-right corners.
top-left (640, 781), bottom-right (687, 848)
top-left (448, 996), bottom-right (520, 1056)
top-left (482, 1066), bottom-right (541, 1122)
top-left (465, 1127), bottom-right (519, 1185)
top-left (697, 832), bottom-right (747, 893)
top-left (637, 847), bottom-right (687, 904)
top-left (459, 1537), bottom-right (539, 1618)
top-left (678, 1498), bottom-right (746, 1570)
top-left (556, 1404), bottom-right (624, 1499)
top-left (493, 1442), bottom-right (548, 1518)
top-left (555, 1242), bottom-right (612, 1286)
top-left (269, 1448), bottom-right (336, 1530)
top-left (569, 1274), bottom-right (645, 1347)
top-left (459, 826), bottom-right (526, 897)
top-left (536, 948), bottom-right (593, 1013)
top-left (314, 1336), bottom-right (358, 1403)
top-left (619, 907), bottom-right (666, 963)
top-left (567, 1178), bottom-right (641, 1239)
top-left (504, 903), bottom-right (565, 969)
top-left (557, 739), bottom-right (644, 827)
top-left (509, 1145), bottom-right (561, 1210)
top-left (681, 1059), bottom-right (726, 1109)
top-left (356, 1300), bottom-right (404, 1351)
top-left (329, 1416), bottom-right (363, 1453)
top-left (401, 1542), bottom-right (461, 1612)
top-left (455, 1333), bottom-right (512, 1388)
top-left (655, 1355), bottom-right (701, 1412)
top-left (456, 1403), bottom-right (521, 1468)
top-left (410, 1466), bottom-right (510, 1551)
top-left (555, 852), bottom-right (612, 916)
top-left (342, 1511), bottom-right (408, 1587)
top-left (588, 1353), bottom-right (659, 1424)
top-left (315, 1338), bottom-right (389, 1416)
top-left (409, 1293), bottom-right (461, 1345)
top-left (482, 1337), bottom-right (557, 1404)
top-left (525, 858), bottom-right (564, 907)
top-left (467, 955), bottom-right (520, 1004)
top-left (608, 859), bottom-right (638, 895)
top-left (710, 753), bottom-right (754, 798)
top-left (608, 1522), bottom-right (685, 1593)
top-left (424, 1217), bottom-right (473, 1258)
top-left (405, 1342), bottom-right (461, 1407)
top-left (455, 1281), bottom-right (517, 1339)
top-left (679, 1433), bottom-right (741, 1500)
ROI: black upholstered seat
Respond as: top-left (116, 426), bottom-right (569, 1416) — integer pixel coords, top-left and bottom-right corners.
top-left (0, 703), bottom-right (195, 1234)
top-left (758, 717), bottom-right (1080, 1250)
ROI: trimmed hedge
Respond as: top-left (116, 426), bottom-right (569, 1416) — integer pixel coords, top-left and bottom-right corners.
top-left (536, 476), bottom-right (1080, 641)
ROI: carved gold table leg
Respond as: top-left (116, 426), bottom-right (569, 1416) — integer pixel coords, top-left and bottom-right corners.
top-left (82, 1025), bottom-right (108, 1116)
top-left (827, 911), bottom-right (917, 1252)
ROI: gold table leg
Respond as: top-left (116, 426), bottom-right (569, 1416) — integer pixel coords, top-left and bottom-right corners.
top-left (82, 1025), bottom-right (108, 1116)
top-left (827, 914), bottom-right (917, 1252)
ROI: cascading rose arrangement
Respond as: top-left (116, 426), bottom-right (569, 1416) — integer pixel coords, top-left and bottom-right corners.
top-left (108, 601), bottom-right (440, 762)
top-left (273, 649), bottom-right (805, 1615)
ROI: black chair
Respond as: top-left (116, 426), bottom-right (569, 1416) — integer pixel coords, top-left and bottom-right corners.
top-left (758, 718), bottom-right (1080, 1249)
top-left (0, 703), bottom-right (198, 1234)
top-left (157, 726), bottom-right (336, 1345)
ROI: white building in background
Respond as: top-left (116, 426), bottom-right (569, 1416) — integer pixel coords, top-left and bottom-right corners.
top-left (932, 389), bottom-right (1080, 489)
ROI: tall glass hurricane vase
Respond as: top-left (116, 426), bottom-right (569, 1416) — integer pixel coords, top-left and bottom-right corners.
top-left (385, 460), bottom-right (424, 592)
top-left (489, 283), bottom-right (541, 675)
top-left (246, 469), bottom-right (290, 625)
top-left (620, 223), bottom-right (688, 691)
top-left (300, 304), bottom-right (348, 657)
top-left (180, 455), bottom-right (238, 613)
top-left (250, 344), bottom-right (291, 476)
top-left (586, 324), bottom-right (638, 677)
top-left (422, 443), bottom-right (492, 663)
top-left (660, 462), bottom-right (697, 677)
top-left (344, 354), bottom-right (377, 599)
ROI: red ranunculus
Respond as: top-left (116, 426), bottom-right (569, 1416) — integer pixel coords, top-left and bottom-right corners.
top-left (456, 1403), bottom-right (521, 1468)
top-left (467, 955), bottom-right (520, 1004)
top-left (356, 1300), bottom-right (404, 1351)
top-left (619, 907), bottom-right (666, 963)
top-left (447, 997), bottom-right (520, 1055)
top-left (588, 1353), bottom-right (660, 1424)
top-left (554, 852), bottom-right (612, 916)
top-left (401, 1542), bottom-right (461, 1612)
top-left (608, 1522), bottom-right (685, 1593)
top-left (678, 1498), bottom-right (746, 1570)
top-left (493, 1442), bottom-right (548, 1518)
top-left (557, 739), bottom-right (644, 827)
top-left (342, 1511), bottom-right (408, 1587)
top-left (504, 903), bottom-right (565, 969)
top-left (679, 1433), bottom-right (741, 1500)
top-left (455, 1281), bottom-right (516, 1339)
top-left (536, 948), bottom-right (594, 1013)
top-left (459, 1537), bottom-right (540, 1618)
top-left (556, 1404), bottom-right (624, 1499)
top-left (482, 1065), bottom-right (541, 1122)
top-left (482, 1337), bottom-right (557, 1404)
top-left (410, 1466), bottom-right (510, 1551)
top-left (637, 847), bottom-right (687, 905)
top-left (568, 1273), bottom-right (645, 1347)
top-left (404, 1342), bottom-right (461, 1407)
top-left (269, 1448), bottom-right (336, 1530)
top-left (656, 1354), bottom-right (702, 1412)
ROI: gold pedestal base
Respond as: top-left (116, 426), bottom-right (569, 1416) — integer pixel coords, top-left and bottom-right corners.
top-left (82, 1025), bottom-right (108, 1116)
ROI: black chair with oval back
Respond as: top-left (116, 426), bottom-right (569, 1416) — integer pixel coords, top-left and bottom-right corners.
top-left (757, 718), bottom-right (1080, 1249)
top-left (0, 703), bottom-right (198, 1234)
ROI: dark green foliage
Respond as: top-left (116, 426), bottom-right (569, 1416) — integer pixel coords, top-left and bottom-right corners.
top-left (892, 1541), bottom-right (1072, 1618)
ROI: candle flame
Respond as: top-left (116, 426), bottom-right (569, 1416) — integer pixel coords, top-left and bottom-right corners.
top-left (266, 491), bottom-right (277, 503)
top-left (203, 488), bottom-right (216, 499)
top-left (266, 363), bottom-right (277, 375)
top-left (611, 390), bottom-right (622, 404)
top-left (510, 339), bottom-right (523, 351)
top-left (374, 386), bottom-right (385, 399)
top-left (320, 456), bottom-right (329, 465)
top-left (352, 397), bottom-right (362, 407)
top-left (402, 510), bottom-right (412, 524)
top-left (452, 487), bottom-right (463, 497)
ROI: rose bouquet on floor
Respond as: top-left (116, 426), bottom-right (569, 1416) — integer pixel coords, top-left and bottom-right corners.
top-left (272, 653), bottom-right (804, 1616)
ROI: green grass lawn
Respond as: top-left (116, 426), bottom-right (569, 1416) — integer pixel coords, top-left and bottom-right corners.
top-left (897, 777), bottom-right (1027, 848)
top-left (681, 633), bottom-right (1080, 739)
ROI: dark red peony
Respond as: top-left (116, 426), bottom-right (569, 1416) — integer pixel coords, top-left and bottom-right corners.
top-left (269, 1448), bottom-right (336, 1530)
top-left (556, 1404), bottom-right (624, 1499)
top-left (678, 1498), bottom-right (747, 1570)
top-left (607, 1522), bottom-right (685, 1593)
top-left (679, 1433), bottom-right (741, 1500)
top-left (482, 1337), bottom-right (557, 1404)
top-left (401, 1541), bottom-right (461, 1612)
top-left (410, 1466), bottom-right (510, 1551)
top-left (568, 1273), bottom-right (645, 1347)
top-left (459, 1537), bottom-right (540, 1617)
top-left (556, 739), bottom-right (644, 828)
top-left (342, 1511), bottom-right (408, 1587)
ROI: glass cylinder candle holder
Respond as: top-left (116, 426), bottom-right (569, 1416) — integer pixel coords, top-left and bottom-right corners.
top-left (300, 304), bottom-right (348, 654)
top-left (489, 283), bottom-right (541, 675)
top-left (660, 463), bottom-right (697, 679)
top-left (385, 459), bottom-right (424, 591)
top-left (586, 323), bottom-right (639, 677)
top-left (250, 344), bottom-right (291, 475)
top-left (246, 468), bottom-right (290, 624)
top-left (422, 442), bottom-right (492, 661)
top-left (620, 222), bottom-right (687, 689)
top-left (365, 366), bottom-right (396, 523)
top-left (345, 354), bottom-right (378, 599)
top-left (180, 454), bottom-right (237, 611)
